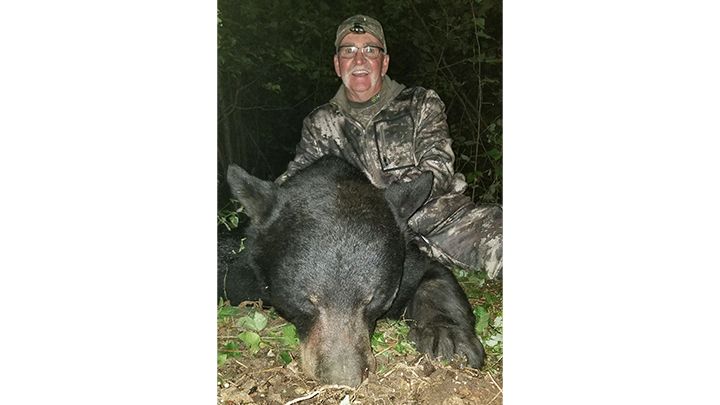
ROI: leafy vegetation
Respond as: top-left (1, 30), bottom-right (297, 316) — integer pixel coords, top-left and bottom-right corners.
top-left (217, 199), bottom-right (244, 232)
top-left (456, 269), bottom-right (504, 372)
top-left (217, 0), bottom-right (502, 205)
top-left (217, 303), bottom-right (300, 368)
top-left (216, 270), bottom-right (502, 375)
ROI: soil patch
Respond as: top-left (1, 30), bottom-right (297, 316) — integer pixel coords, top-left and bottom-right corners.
top-left (217, 280), bottom-right (502, 404)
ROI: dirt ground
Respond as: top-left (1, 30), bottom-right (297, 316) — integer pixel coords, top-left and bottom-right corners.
top-left (217, 282), bottom-right (503, 405)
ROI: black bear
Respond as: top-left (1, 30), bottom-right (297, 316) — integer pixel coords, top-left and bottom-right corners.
top-left (219, 156), bottom-right (484, 386)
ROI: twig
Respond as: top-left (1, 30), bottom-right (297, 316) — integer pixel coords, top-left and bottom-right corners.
top-left (238, 300), bottom-right (263, 308)
top-left (283, 389), bottom-right (320, 405)
top-left (283, 385), bottom-right (354, 405)
top-left (382, 367), bottom-right (396, 378)
top-left (486, 371), bottom-right (503, 404)
top-left (373, 346), bottom-right (394, 357)
top-left (242, 366), bottom-right (285, 376)
top-left (487, 372), bottom-right (503, 392)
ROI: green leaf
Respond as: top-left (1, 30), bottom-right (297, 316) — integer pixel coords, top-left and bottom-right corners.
top-left (468, 274), bottom-right (486, 287)
top-left (220, 341), bottom-right (243, 359)
top-left (238, 331), bottom-right (262, 353)
top-left (280, 351), bottom-right (293, 364)
top-left (218, 341), bottom-right (243, 366)
top-left (252, 311), bottom-right (268, 330)
top-left (487, 149), bottom-right (502, 161)
top-left (484, 333), bottom-right (503, 347)
top-left (466, 170), bottom-right (485, 183)
top-left (493, 315), bottom-right (503, 329)
top-left (237, 311), bottom-right (268, 331)
top-left (218, 305), bottom-right (241, 319)
top-left (394, 341), bottom-right (414, 355)
top-left (474, 306), bottom-right (490, 335)
top-left (281, 324), bottom-right (299, 347)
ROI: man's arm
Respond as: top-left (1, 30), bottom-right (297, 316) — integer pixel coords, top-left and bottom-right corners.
top-left (398, 89), bottom-right (460, 198)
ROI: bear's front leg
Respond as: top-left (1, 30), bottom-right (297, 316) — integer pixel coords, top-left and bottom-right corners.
top-left (404, 258), bottom-right (485, 369)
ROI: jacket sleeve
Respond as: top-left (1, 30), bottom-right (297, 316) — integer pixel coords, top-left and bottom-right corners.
top-left (404, 89), bottom-right (457, 198)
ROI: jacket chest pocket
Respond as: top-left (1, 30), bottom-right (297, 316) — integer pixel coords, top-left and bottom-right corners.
top-left (374, 115), bottom-right (416, 171)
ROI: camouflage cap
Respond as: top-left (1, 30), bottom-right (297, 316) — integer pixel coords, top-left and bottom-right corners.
top-left (334, 15), bottom-right (387, 54)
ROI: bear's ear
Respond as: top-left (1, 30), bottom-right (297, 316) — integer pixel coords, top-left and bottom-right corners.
top-left (384, 171), bottom-right (433, 223)
top-left (227, 164), bottom-right (279, 222)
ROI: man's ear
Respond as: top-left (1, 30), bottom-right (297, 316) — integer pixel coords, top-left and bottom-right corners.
top-left (381, 54), bottom-right (389, 76)
top-left (334, 55), bottom-right (341, 77)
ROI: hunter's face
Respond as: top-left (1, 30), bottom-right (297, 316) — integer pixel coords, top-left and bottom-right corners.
top-left (334, 33), bottom-right (389, 103)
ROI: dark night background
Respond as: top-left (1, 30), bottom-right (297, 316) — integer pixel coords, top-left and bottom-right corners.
top-left (217, 0), bottom-right (503, 208)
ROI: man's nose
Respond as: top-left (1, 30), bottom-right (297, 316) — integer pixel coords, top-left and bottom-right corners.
top-left (353, 50), bottom-right (367, 63)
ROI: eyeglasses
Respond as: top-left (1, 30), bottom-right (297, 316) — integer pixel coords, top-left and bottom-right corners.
top-left (337, 45), bottom-right (385, 59)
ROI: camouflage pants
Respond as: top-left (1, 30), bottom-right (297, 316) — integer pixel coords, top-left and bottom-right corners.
top-left (410, 194), bottom-right (503, 279)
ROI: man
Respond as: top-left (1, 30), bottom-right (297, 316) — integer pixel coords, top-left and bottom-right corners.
top-left (276, 15), bottom-right (503, 279)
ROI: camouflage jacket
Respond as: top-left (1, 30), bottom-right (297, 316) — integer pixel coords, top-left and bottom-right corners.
top-left (276, 76), bottom-right (472, 235)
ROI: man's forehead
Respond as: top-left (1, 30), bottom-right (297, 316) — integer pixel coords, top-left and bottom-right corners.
top-left (338, 33), bottom-right (384, 47)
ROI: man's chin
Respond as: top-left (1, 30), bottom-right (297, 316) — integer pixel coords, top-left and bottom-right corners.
top-left (349, 81), bottom-right (376, 93)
